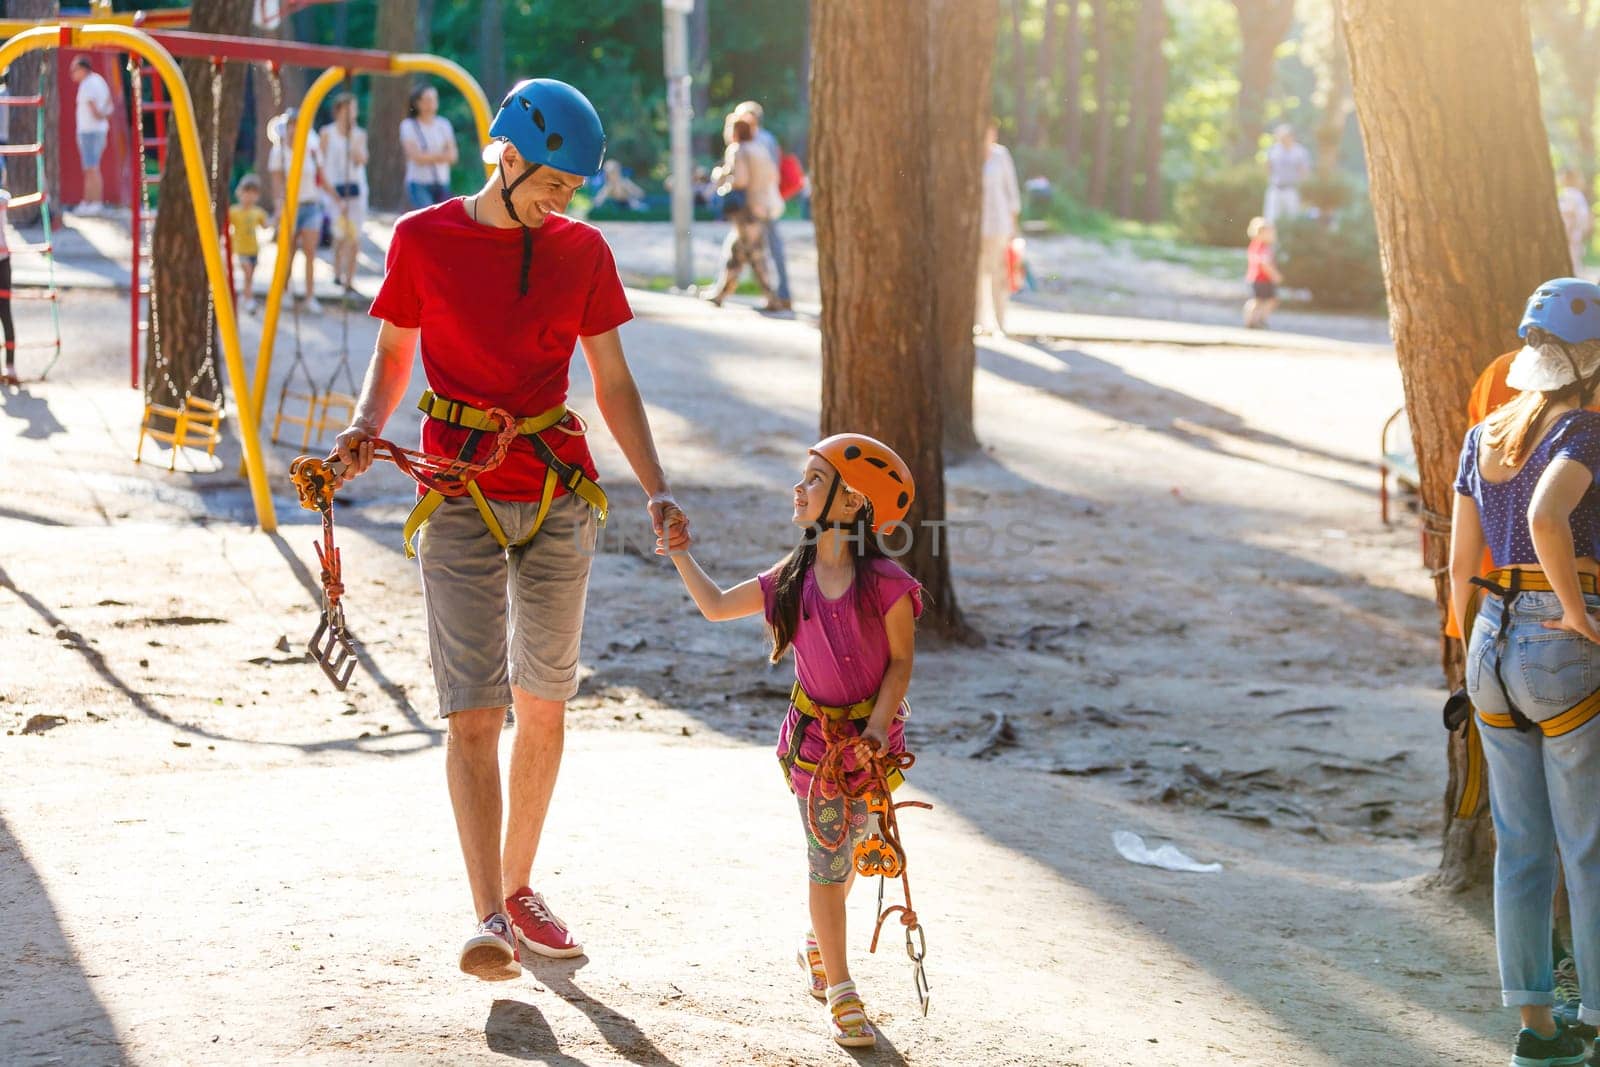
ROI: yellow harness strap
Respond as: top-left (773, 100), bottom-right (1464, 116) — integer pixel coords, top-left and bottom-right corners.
top-left (1456, 715), bottom-right (1486, 818)
top-left (788, 681), bottom-right (906, 791)
top-left (1478, 685), bottom-right (1600, 738)
top-left (1485, 568), bottom-right (1600, 595)
top-left (401, 390), bottom-right (610, 559)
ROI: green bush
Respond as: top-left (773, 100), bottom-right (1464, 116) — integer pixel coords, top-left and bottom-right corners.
top-left (1276, 213), bottom-right (1388, 311)
top-left (1174, 164), bottom-right (1267, 247)
top-left (1298, 173), bottom-right (1355, 217)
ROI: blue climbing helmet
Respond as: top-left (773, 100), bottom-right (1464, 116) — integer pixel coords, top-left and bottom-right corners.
top-left (488, 78), bottom-right (606, 178)
top-left (1518, 277), bottom-right (1600, 344)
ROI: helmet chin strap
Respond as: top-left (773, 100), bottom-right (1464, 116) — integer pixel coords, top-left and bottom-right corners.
top-left (499, 157), bottom-right (540, 297)
top-left (810, 473), bottom-right (857, 533)
top-left (1555, 347), bottom-right (1600, 401)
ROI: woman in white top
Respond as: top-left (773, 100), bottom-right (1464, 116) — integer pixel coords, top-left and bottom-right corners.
top-left (977, 121), bottom-right (1021, 336)
top-left (267, 108), bottom-right (330, 312)
top-left (400, 85), bottom-right (457, 209)
top-left (705, 114), bottom-right (779, 308)
top-left (320, 92), bottom-right (369, 292)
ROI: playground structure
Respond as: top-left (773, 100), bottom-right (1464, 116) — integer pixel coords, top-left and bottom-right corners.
top-left (249, 55), bottom-right (492, 445)
top-left (0, 73), bottom-right (63, 382)
top-left (0, 22), bottom-right (274, 530)
top-left (0, 21), bottom-right (493, 534)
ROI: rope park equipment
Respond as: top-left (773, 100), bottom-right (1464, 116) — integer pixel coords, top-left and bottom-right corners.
top-left (134, 55), bottom-right (226, 470)
top-left (0, 70), bottom-right (64, 383)
top-left (807, 716), bottom-right (935, 1017)
top-left (0, 25), bottom-right (494, 535)
top-left (0, 23), bottom-right (278, 530)
top-left (271, 69), bottom-right (360, 453)
top-left (288, 409), bottom-right (521, 689)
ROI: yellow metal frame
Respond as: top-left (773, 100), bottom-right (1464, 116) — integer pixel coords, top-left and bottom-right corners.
top-left (0, 25), bottom-right (277, 533)
top-left (248, 56), bottom-right (493, 441)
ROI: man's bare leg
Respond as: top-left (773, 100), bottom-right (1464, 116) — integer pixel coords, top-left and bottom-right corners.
top-left (501, 688), bottom-right (565, 897)
top-left (446, 705), bottom-right (507, 919)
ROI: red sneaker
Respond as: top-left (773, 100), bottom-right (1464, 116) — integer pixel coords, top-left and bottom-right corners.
top-left (459, 912), bottom-right (521, 981)
top-left (504, 888), bottom-right (584, 959)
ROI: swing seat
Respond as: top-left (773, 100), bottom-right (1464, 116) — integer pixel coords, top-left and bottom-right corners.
top-left (272, 388), bottom-right (356, 450)
top-left (137, 395), bottom-right (224, 471)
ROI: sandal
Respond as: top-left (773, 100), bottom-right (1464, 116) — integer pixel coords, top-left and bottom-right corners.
top-left (796, 932), bottom-right (826, 1000)
top-left (826, 981), bottom-right (876, 1049)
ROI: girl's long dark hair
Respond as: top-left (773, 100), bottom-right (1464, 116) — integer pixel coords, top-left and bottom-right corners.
top-left (768, 504), bottom-right (887, 663)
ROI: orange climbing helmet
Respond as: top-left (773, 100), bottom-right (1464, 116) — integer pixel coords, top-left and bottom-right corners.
top-left (809, 433), bottom-right (915, 531)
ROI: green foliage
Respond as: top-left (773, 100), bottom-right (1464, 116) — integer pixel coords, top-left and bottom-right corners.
top-left (1297, 172), bottom-right (1354, 216)
top-left (1277, 213), bottom-right (1387, 311)
top-left (1173, 163), bottom-right (1265, 247)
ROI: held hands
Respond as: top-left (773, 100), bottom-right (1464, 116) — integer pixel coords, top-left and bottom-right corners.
top-left (650, 492), bottom-right (692, 555)
top-left (1544, 609), bottom-right (1600, 645)
top-left (331, 423), bottom-right (378, 486)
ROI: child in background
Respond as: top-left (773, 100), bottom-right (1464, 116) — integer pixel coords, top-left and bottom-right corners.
top-left (229, 174), bottom-right (269, 315)
top-left (665, 434), bottom-right (922, 1051)
top-left (1245, 216), bottom-right (1283, 329)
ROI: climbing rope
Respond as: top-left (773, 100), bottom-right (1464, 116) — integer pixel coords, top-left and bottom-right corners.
top-left (288, 408), bottom-right (521, 690)
top-left (806, 718), bottom-right (934, 1016)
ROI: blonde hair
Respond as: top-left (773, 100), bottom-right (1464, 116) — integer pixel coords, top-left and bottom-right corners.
top-left (1483, 328), bottom-right (1600, 466)
top-left (1248, 216), bottom-right (1270, 239)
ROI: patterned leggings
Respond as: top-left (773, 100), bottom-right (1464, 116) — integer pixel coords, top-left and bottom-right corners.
top-left (798, 794), bottom-right (870, 885)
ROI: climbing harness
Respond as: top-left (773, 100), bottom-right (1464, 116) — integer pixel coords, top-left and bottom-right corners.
top-left (136, 58), bottom-right (226, 470)
top-left (1469, 568), bottom-right (1600, 739)
top-left (289, 408), bottom-right (521, 690)
top-left (399, 390), bottom-right (609, 558)
top-left (0, 69), bottom-right (64, 382)
top-left (802, 686), bottom-right (933, 1017)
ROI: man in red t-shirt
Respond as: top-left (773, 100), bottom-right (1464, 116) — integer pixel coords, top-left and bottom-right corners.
top-left (334, 79), bottom-right (689, 980)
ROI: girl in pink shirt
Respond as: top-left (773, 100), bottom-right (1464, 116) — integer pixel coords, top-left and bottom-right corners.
top-left (667, 433), bottom-right (922, 1051)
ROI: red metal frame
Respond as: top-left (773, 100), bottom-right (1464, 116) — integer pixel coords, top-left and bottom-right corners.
top-left (138, 30), bottom-right (397, 72)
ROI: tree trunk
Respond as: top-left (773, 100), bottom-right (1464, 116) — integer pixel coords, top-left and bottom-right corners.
top-left (1341, 0), bottom-right (1571, 889)
top-left (795, 0), bottom-right (812, 160)
top-left (933, 0), bottom-right (1001, 459)
top-left (1118, 0), bottom-right (1154, 219)
top-left (416, 0), bottom-right (436, 52)
top-left (1086, 0), bottom-right (1112, 209)
top-left (1137, 0), bottom-right (1168, 222)
top-left (1063, 0), bottom-right (1084, 175)
top-left (478, 0), bottom-right (506, 103)
top-left (690, 0), bottom-right (713, 160)
top-left (1230, 0), bottom-right (1295, 162)
top-left (1032, 0), bottom-right (1059, 149)
top-left (1012, 0), bottom-right (1034, 148)
top-left (1307, 0), bottom-right (1352, 180)
top-left (812, 0), bottom-right (970, 639)
top-left (6, 0), bottom-right (58, 228)
top-left (147, 0), bottom-right (253, 409)
top-left (369, 0), bottom-right (420, 211)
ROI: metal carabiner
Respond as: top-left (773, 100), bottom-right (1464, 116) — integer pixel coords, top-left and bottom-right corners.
top-left (906, 923), bottom-right (930, 1016)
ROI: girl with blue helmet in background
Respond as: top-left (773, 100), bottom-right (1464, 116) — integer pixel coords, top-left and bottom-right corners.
top-left (1450, 277), bottom-right (1600, 1067)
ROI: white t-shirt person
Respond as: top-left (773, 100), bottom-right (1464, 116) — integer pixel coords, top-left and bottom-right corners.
top-left (75, 70), bottom-right (112, 134)
top-left (400, 114), bottom-right (454, 187)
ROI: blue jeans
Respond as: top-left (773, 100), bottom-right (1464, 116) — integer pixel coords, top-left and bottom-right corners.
top-left (1466, 588), bottom-right (1600, 1024)
top-left (406, 181), bottom-right (450, 210)
top-left (763, 218), bottom-right (790, 302)
top-left (77, 129), bottom-right (107, 168)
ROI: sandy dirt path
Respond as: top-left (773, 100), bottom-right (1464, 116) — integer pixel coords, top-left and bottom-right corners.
top-left (1, 278), bottom-right (1503, 1065)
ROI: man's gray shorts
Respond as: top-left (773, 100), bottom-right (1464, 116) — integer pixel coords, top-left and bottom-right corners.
top-left (415, 492), bottom-right (596, 715)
